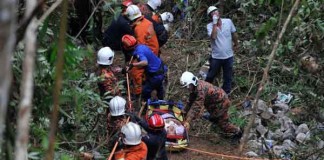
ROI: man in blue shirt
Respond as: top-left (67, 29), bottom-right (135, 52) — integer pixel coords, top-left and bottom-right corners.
top-left (122, 34), bottom-right (166, 101)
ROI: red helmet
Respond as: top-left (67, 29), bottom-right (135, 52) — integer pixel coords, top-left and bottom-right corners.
top-left (122, 0), bottom-right (133, 7)
top-left (122, 34), bottom-right (137, 50)
top-left (148, 114), bottom-right (165, 130)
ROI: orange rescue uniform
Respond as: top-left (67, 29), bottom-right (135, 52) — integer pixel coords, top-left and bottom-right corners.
top-left (132, 16), bottom-right (159, 55)
top-left (129, 16), bottom-right (159, 96)
top-left (114, 141), bottom-right (148, 160)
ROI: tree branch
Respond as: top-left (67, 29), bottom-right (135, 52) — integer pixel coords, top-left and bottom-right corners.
top-left (14, 0), bottom-right (38, 158)
top-left (0, 0), bottom-right (17, 150)
top-left (239, 0), bottom-right (301, 154)
top-left (45, 0), bottom-right (69, 159)
top-left (15, 0), bottom-right (44, 46)
top-left (36, 0), bottom-right (63, 27)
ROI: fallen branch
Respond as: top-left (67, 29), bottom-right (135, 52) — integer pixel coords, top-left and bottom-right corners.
top-left (239, 0), bottom-right (301, 154)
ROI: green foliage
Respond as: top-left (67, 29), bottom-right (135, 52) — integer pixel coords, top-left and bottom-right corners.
top-left (256, 17), bottom-right (278, 39)
top-left (229, 106), bottom-right (247, 128)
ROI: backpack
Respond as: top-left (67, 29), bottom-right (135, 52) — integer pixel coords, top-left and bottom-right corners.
top-left (145, 15), bottom-right (169, 47)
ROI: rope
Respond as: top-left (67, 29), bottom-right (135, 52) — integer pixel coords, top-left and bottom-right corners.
top-left (179, 146), bottom-right (277, 160)
top-left (107, 56), bottom-right (134, 160)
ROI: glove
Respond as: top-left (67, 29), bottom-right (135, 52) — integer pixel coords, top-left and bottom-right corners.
top-left (116, 138), bottom-right (125, 151)
top-left (126, 63), bottom-right (134, 72)
top-left (212, 15), bottom-right (219, 24)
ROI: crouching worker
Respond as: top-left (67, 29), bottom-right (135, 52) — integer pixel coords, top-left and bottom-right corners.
top-left (114, 122), bottom-right (148, 160)
top-left (107, 96), bottom-right (128, 145)
top-left (130, 113), bottom-right (168, 160)
top-left (179, 71), bottom-right (242, 142)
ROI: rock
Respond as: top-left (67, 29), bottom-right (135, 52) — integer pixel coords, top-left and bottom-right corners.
top-left (247, 140), bottom-right (262, 152)
top-left (260, 108), bottom-right (273, 119)
top-left (242, 110), bottom-right (253, 116)
top-left (253, 116), bottom-right (262, 127)
top-left (273, 103), bottom-right (289, 114)
top-left (283, 128), bottom-right (295, 140)
top-left (273, 145), bottom-right (285, 156)
top-left (272, 129), bottom-right (284, 141)
top-left (318, 108), bottom-right (324, 122)
top-left (255, 100), bottom-right (268, 114)
top-left (282, 139), bottom-right (297, 150)
top-left (245, 151), bottom-right (259, 157)
top-left (317, 140), bottom-right (324, 149)
top-left (266, 130), bottom-right (274, 139)
top-left (295, 123), bottom-right (310, 135)
top-left (248, 132), bottom-right (257, 140)
top-left (279, 116), bottom-right (295, 131)
top-left (296, 132), bottom-right (311, 143)
top-left (274, 110), bottom-right (285, 119)
top-left (256, 124), bottom-right (268, 137)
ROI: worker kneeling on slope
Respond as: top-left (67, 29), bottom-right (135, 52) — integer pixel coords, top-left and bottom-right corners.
top-left (180, 71), bottom-right (242, 142)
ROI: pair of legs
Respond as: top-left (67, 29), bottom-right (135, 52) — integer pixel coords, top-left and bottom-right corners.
top-left (205, 57), bottom-right (234, 94)
top-left (142, 75), bottom-right (164, 101)
top-left (206, 98), bottom-right (240, 135)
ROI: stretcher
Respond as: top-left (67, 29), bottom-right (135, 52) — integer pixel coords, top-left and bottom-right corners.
top-left (146, 99), bottom-right (189, 151)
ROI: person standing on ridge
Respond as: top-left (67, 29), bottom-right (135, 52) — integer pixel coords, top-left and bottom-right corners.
top-left (205, 6), bottom-right (239, 94)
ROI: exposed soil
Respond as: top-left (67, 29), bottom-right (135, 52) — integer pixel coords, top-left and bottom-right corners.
top-left (167, 135), bottom-right (242, 160)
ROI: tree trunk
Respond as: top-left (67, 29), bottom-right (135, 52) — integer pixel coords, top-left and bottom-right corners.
top-left (14, 0), bottom-right (38, 159)
top-left (0, 0), bottom-right (17, 149)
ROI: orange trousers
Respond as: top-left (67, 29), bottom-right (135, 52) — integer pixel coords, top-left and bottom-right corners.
top-left (129, 66), bottom-right (145, 95)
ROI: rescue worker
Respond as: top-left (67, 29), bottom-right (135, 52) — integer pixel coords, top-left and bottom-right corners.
top-left (102, 0), bottom-right (134, 51)
top-left (96, 47), bottom-right (121, 100)
top-left (122, 34), bottom-right (166, 101)
top-left (160, 12), bottom-right (174, 32)
top-left (125, 4), bottom-right (159, 55)
top-left (179, 71), bottom-right (242, 140)
top-left (137, 0), bottom-right (162, 22)
top-left (107, 96), bottom-right (128, 141)
top-left (130, 113), bottom-right (168, 160)
top-left (114, 122), bottom-right (148, 160)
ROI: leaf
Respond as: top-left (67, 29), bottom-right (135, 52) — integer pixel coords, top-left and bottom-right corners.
top-left (28, 152), bottom-right (40, 159)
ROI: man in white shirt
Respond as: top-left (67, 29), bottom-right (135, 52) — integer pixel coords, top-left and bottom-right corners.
top-left (206, 6), bottom-right (239, 94)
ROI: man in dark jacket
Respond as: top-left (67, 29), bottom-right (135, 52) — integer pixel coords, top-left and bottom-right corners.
top-left (130, 113), bottom-right (168, 160)
top-left (102, 0), bottom-right (134, 51)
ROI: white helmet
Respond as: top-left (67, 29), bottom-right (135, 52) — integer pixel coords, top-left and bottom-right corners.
top-left (160, 12), bottom-right (174, 23)
top-left (109, 96), bottom-right (126, 116)
top-left (147, 0), bottom-right (162, 10)
top-left (207, 6), bottom-right (218, 16)
top-left (97, 47), bottom-right (114, 65)
top-left (121, 122), bottom-right (142, 145)
top-left (180, 71), bottom-right (198, 88)
top-left (163, 23), bottom-right (170, 32)
top-left (126, 5), bottom-right (142, 21)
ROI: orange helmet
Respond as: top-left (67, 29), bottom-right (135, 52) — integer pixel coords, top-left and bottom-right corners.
top-left (148, 114), bottom-right (165, 130)
top-left (122, 34), bottom-right (137, 50)
top-left (122, 0), bottom-right (133, 7)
